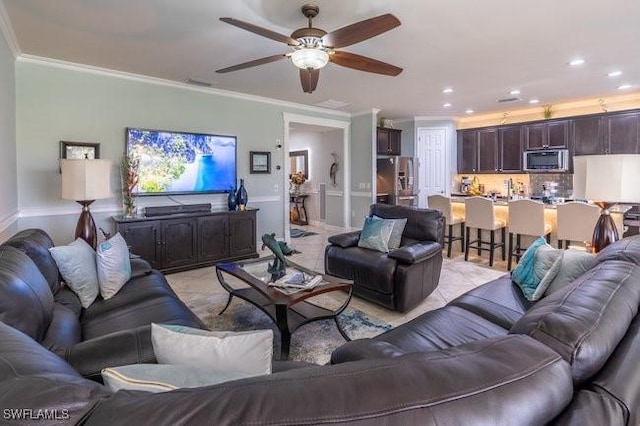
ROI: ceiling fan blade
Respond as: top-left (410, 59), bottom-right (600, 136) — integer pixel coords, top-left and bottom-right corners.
top-left (216, 54), bottom-right (288, 73)
top-left (220, 17), bottom-right (299, 45)
top-left (300, 68), bottom-right (320, 94)
top-left (330, 51), bottom-right (402, 76)
top-left (322, 14), bottom-right (400, 49)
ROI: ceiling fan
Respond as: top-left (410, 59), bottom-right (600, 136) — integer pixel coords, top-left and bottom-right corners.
top-left (216, 4), bottom-right (402, 94)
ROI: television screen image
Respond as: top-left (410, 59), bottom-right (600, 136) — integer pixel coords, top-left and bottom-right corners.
top-left (126, 128), bottom-right (237, 195)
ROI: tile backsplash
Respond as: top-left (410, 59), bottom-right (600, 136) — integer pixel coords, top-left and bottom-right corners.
top-left (454, 173), bottom-right (573, 197)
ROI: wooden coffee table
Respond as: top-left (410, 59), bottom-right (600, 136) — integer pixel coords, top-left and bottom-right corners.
top-left (215, 256), bottom-right (353, 360)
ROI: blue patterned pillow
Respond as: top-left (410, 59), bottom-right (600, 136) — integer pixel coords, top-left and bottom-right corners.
top-left (358, 216), bottom-right (395, 253)
top-left (372, 215), bottom-right (407, 250)
top-left (511, 237), bottom-right (562, 301)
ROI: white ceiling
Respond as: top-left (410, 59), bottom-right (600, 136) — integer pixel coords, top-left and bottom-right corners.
top-left (3, 0), bottom-right (640, 119)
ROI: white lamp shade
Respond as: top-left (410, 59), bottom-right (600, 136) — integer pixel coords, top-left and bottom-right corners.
top-left (584, 154), bottom-right (640, 203)
top-left (572, 156), bottom-right (588, 199)
top-left (61, 159), bottom-right (112, 201)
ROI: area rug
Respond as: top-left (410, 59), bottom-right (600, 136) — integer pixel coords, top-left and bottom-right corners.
top-left (290, 228), bottom-right (318, 238)
top-left (198, 294), bottom-right (391, 365)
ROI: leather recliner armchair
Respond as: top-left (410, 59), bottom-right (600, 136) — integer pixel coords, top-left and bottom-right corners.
top-left (325, 204), bottom-right (445, 312)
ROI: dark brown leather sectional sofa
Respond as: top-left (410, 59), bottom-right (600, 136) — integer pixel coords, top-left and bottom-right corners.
top-left (0, 228), bottom-right (639, 425)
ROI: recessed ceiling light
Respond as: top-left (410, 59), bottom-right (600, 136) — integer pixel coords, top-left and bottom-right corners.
top-left (442, 88), bottom-right (453, 94)
top-left (618, 84), bottom-right (633, 90)
top-left (443, 103), bottom-right (452, 108)
top-left (568, 58), bottom-right (586, 66)
top-left (529, 99), bottom-right (540, 104)
top-left (608, 70), bottom-right (623, 78)
top-left (465, 109), bottom-right (474, 114)
top-left (510, 89), bottom-right (521, 95)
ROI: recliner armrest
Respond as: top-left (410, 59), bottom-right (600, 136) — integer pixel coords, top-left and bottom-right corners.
top-left (330, 339), bottom-right (406, 364)
top-left (328, 231), bottom-right (361, 248)
top-left (60, 325), bottom-right (155, 381)
top-left (388, 242), bottom-right (441, 265)
top-left (130, 257), bottom-right (152, 278)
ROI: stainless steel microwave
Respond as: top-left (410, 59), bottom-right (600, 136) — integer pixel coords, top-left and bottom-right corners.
top-left (523, 149), bottom-right (569, 172)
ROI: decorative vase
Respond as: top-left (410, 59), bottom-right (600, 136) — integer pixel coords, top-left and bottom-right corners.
top-left (227, 186), bottom-right (237, 211)
top-left (123, 200), bottom-right (136, 218)
top-left (236, 179), bottom-right (248, 211)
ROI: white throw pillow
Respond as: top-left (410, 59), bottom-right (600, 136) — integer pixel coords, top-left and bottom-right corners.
top-left (49, 238), bottom-right (99, 308)
top-left (102, 364), bottom-right (244, 393)
top-left (96, 233), bottom-right (132, 299)
top-left (151, 324), bottom-right (273, 378)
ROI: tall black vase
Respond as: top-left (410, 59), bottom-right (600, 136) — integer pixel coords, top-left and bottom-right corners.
top-left (227, 186), bottom-right (237, 211)
top-left (236, 179), bottom-right (248, 211)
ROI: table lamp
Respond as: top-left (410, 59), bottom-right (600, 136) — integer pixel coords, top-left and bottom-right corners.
top-left (60, 159), bottom-right (112, 249)
top-left (583, 154), bottom-right (640, 253)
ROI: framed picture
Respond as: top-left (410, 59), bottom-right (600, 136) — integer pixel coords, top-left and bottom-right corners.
top-left (250, 151), bottom-right (271, 174)
top-left (60, 141), bottom-right (101, 160)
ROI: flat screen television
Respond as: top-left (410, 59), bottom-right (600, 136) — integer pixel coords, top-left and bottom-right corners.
top-left (126, 127), bottom-right (237, 196)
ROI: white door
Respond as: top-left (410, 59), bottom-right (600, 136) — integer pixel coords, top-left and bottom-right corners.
top-left (417, 128), bottom-right (447, 208)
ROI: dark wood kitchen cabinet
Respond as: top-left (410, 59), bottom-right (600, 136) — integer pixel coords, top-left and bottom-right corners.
top-left (605, 111), bottom-right (639, 154)
top-left (114, 209), bottom-right (258, 273)
top-left (572, 116), bottom-right (603, 155)
top-left (457, 130), bottom-right (478, 173)
top-left (499, 126), bottom-right (523, 172)
top-left (478, 129), bottom-right (499, 172)
top-left (376, 127), bottom-right (402, 155)
top-left (524, 120), bottom-right (569, 150)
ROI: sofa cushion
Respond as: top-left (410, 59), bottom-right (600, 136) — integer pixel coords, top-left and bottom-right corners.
top-left (510, 261), bottom-right (640, 386)
top-left (449, 275), bottom-right (532, 329)
top-left (0, 321), bottom-right (108, 420)
top-left (41, 302), bottom-right (82, 352)
top-left (596, 234), bottom-right (640, 266)
top-left (49, 238), bottom-right (100, 308)
top-left (332, 305), bottom-right (508, 364)
top-left (151, 324), bottom-right (273, 377)
top-left (325, 246), bottom-right (397, 294)
top-left (3, 228), bottom-right (61, 292)
top-left (358, 216), bottom-right (395, 253)
top-left (0, 246), bottom-right (54, 342)
top-left (96, 233), bottom-right (132, 300)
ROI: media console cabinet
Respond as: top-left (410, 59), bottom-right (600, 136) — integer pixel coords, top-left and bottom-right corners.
top-left (113, 209), bottom-right (258, 274)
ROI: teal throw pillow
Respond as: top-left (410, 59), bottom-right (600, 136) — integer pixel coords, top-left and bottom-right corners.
top-left (372, 215), bottom-right (408, 250)
top-left (544, 249), bottom-right (598, 296)
top-left (511, 237), bottom-right (563, 301)
top-left (358, 216), bottom-right (395, 253)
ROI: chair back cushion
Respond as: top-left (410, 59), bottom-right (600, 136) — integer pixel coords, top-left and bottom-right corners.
top-left (3, 229), bottom-right (61, 292)
top-left (508, 199), bottom-right (546, 235)
top-left (370, 204), bottom-right (444, 245)
top-left (510, 260), bottom-right (640, 386)
top-left (556, 202), bottom-right (601, 242)
top-left (464, 197), bottom-right (497, 230)
top-left (0, 246), bottom-right (54, 341)
top-left (427, 194), bottom-right (453, 223)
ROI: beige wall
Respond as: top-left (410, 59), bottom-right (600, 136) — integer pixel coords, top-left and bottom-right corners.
top-left (0, 28), bottom-right (17, 241)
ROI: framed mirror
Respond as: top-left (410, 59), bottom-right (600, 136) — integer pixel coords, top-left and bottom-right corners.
top-left (289, 150), bottom-right (309, 179)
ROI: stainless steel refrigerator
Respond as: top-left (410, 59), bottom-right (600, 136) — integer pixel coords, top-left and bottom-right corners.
top-left (376, 156), bottom-right (419, 207)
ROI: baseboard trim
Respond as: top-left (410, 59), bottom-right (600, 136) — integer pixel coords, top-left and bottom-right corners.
top-left (0, 209), bottom-right (18, 235)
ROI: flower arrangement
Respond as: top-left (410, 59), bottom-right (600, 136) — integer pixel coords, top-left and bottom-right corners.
top-left (290, 171), bottom-right (306, 194)
top-left (121, 153), bottom-right (140, 217)
top-left (291, 171), bottom-right (307, 185)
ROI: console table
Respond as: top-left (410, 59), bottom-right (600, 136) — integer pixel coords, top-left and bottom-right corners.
top-left (113, 209), bottom-right (258, 274)
top-left (289, 194), bottom-right (309, 225)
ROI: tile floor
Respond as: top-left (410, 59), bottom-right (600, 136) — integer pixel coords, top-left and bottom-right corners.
top-left (167, 223), bottom-right (508, 327)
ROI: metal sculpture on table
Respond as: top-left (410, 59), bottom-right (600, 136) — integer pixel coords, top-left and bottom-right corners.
top-left (261, 233), bottom-right (300, 276)
top-left (329, 152), bottom-right (339, 187)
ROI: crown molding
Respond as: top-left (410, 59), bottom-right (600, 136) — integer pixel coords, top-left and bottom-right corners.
top-left (17, 54), bottom-right (352, 118)
top-left (0, 1), bottom-right (20, 59)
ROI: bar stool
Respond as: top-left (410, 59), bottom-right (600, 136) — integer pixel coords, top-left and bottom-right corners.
top-left (464, 197), bottom-right (506, 267)
top-left (556, 202), bottom-right (601, 249)
top-left (507, 199), bottom-right (553, 271)
top-left (428, 194), bottom-right (465, 258)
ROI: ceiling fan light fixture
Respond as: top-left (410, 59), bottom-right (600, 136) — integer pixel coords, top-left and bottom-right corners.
top-left (291, 48), bottom-right (329, 70)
